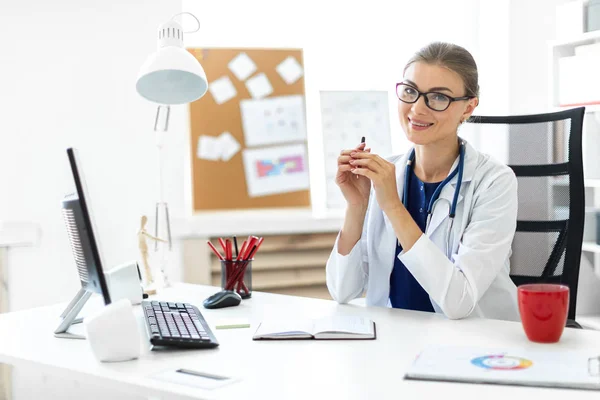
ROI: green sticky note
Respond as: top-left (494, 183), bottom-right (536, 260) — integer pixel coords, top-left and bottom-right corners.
top-left (215, 319), bottom-right (251, 330)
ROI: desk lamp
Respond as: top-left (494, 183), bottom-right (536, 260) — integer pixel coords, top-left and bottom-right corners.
top-left (136, 12), bottom-right (208, 288)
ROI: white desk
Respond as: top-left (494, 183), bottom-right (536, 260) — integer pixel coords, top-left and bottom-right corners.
top-left (2, 283), bottom-right (600, 400)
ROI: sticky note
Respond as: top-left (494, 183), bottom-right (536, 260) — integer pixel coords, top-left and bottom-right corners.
top-left (245, 73), bottom-right (273, 99)
top-left (276, 56), bottom-right (304, 85)
top-left (208, 76), bottom-right (237, 105)
top-left (228, 52), bottom-right (257, 81)
top-left (214, 318), bottom-right (251, 329)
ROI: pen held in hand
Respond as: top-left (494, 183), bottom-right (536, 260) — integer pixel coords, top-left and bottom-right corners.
top-left (355, 136), bottom-right (366, 179)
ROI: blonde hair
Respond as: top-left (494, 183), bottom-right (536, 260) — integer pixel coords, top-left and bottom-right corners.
top-left (404, 42), bottom-right (479, 98)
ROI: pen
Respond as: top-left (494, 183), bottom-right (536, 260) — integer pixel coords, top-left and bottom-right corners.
top-left (356, 136), bottom-right (366, 179)
top-left (233, 235), bottom-right (239, 259)
top-left (225, 239), bottom-right (232, 261)
top-left (218, 237), bottom-right (227, 255)
top-left (206, 241), bottom-right (224, 261)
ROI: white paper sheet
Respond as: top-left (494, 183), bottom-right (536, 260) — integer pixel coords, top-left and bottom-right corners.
top-left (208, 76), bottom-right (237, 105)
top-left (245, 72), bottom-right (273, 99)
top-left (320, 91), bottom-right (392, 209)
top-left (218, 131), bottom-right (241, 162)
top-left (197, 135), bottom-right (222, 161)
top-left (276, 56), bottom-right (304, 85)
top-left (405, 345), bottom-right (600, 390)
top-left (228, 52), bottom-right (257, 81)
top-left (240, 95), bottom-right (307, 147)
top-left (242, 144), bottom-right (310, 197)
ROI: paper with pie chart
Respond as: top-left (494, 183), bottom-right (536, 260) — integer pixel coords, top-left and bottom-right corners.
top-left (404, 345), bottom-right (600, 390)
top-left (242, 144), bottom-right (309, 197)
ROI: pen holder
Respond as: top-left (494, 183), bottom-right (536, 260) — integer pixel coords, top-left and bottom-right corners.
top-left (221, 259), bottom-right (252, 299)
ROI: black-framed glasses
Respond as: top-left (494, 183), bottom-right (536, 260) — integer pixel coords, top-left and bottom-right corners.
top-left (396, 83), bottom-right (474, 112)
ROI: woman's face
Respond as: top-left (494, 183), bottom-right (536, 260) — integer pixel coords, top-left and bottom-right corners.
top-left (398, 62), bottom-right (478, 146)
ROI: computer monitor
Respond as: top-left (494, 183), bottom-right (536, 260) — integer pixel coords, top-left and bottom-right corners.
top-left (54, 147), bottom-right (112, 339)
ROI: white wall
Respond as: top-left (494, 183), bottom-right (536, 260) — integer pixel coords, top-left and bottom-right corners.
top-left (0, 0), bottom-right (185, 313)
top-left (508, 0), bottom-right (570, 114)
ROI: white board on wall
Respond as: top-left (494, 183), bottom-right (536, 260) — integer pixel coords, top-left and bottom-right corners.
top-left (320, 90), bottom-right (393, 210)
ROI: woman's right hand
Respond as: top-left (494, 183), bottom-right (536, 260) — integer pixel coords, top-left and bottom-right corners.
top-left (336, 141), bottom-right (371, 208)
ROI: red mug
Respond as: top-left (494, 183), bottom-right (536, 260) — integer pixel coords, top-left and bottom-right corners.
top-left (517, 284), bottom-right (569, 343)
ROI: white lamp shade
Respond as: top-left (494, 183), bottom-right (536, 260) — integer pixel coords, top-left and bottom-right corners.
top-left (136, 46), bottom-right (208, 105)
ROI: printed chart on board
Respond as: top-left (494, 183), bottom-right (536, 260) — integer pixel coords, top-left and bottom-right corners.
top-left (320, 91), bottom-right (393, 210)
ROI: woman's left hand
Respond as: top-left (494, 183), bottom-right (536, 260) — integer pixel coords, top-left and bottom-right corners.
top-left (349, 151), bottom-right (403, 213)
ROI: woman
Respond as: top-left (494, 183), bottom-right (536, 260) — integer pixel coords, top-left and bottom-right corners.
top-left (326, 42), bottom-right (519, 321)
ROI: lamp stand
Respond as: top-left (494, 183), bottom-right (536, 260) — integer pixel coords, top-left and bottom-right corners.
top-left (152, 105), bottom-right (172, 289)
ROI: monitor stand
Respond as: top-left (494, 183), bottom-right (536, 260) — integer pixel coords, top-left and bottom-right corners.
top-left (54, 288), bottom-right (93, 340)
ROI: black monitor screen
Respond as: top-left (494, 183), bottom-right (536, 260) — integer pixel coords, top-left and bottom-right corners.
top-left (63, 148), bottom-right (111, 305)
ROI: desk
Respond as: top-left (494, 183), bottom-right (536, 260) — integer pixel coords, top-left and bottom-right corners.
top-left (1, 283), bottom-right (600, 400)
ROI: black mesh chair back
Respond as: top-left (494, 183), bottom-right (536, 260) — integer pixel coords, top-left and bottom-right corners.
top-left (466, 107), bottom-right (585, 324)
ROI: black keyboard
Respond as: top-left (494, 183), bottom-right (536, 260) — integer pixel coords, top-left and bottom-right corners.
top-left (142, 300), bottom-right (219, 349)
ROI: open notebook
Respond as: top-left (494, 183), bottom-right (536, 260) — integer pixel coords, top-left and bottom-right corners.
top-left (405, 345), bottom-right (600, 391)
top-left (252, 316), bottom-right (376, 340)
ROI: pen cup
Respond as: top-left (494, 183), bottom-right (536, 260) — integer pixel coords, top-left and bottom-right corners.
top-left (221, 259), bottom-right (252, 299)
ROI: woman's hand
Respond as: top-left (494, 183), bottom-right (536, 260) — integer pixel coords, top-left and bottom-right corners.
top-left (336, 141), bottom-right (372, 209)
top-left (349, 151), bottom-right (402, 213)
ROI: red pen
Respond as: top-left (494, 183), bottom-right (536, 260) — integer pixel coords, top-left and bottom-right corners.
top-left (206, 241), bottom-right (224, 261)
top-left (218, 238), bottom-right (227, 254)
top-left (225, 239), bottom-right (232, 261)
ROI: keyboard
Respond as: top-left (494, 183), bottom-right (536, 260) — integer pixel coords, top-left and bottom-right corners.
top-left (142, 300), bottom-right (219, 349)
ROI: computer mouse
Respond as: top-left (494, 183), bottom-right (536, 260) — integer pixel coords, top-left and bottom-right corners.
top-left (203, 290), bottom-right (242, 309)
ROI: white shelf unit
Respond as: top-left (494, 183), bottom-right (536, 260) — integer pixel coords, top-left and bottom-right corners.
top-left (548, 30), bottom-right (600, 110)
top-left (549, 31), bottom-right (600, 275)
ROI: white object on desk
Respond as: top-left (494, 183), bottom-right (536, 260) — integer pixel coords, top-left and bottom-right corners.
top-left (83, 299), bottom-right (141, 363)
top-left (104, 261), bottom-right (144, 305)
top-left (152, 368), bottom-right (239, 390)
top-left (406, 345), bottom-right (600, 390)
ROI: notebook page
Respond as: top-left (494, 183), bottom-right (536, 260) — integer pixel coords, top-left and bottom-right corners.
top-left (313, 316), bottom-right (373, 336)
top-left (253, 319), bottom-right (314, 338)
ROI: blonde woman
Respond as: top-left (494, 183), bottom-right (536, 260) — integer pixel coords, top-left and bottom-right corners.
top-left (326, 42), bottom-right (519, 321)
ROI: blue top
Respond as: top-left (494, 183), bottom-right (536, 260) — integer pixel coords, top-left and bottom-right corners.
top-left (389, 169), bottom-right (441, 312)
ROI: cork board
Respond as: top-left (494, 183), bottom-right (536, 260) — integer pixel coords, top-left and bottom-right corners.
top-left (188, 48), bottom-right (310, 211)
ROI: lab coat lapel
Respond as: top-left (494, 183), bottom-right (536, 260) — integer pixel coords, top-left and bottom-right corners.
top-left (382, 153), bottom-right (409, 236)
top-left (426, 140), bottom-right (476, 237)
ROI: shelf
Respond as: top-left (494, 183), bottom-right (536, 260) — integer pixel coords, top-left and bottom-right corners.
top-left (582, 241), bottom-right (600, 253)
top-left (550, 30), bottom-right (600, 48)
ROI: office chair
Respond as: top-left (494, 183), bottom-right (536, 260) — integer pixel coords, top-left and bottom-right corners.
top-left (466, 107), bottom-right (585, 328)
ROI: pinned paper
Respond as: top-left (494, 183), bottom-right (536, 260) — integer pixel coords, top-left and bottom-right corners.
top-left (196, 132), bottom-right (241, 162)
top-left (218, 131), bottom-right (241, 162)
top-left (245, 73), bottom-right (273, 99)
top-left (228, 52), bottom-right (257, 81)
top-left (276, 56), bottom-right (304, 85)
top-left (208, 76), bottom-right (237, 105)
top-left (197, 135), bottom-right (222, 161)
top-left (320, 90), bottom-right (392, 209)
top-left (242, 144), bottom-right (309, 197)
top-left (240, 95), bottom-right (306, 147)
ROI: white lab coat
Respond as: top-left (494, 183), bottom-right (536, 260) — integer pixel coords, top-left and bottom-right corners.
top-left (326, 140), bottom-right (520, 321)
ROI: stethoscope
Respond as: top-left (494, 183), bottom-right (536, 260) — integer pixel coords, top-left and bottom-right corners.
top-left (402, 141), bottom-right (465, 258)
